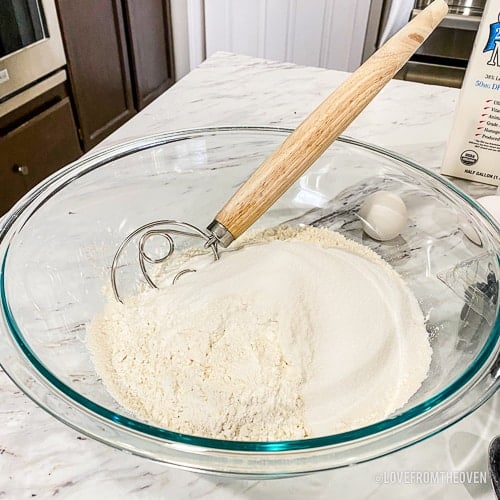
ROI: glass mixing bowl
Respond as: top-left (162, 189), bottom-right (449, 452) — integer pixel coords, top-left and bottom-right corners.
top-left (0, 127), bottom-right (498, 477)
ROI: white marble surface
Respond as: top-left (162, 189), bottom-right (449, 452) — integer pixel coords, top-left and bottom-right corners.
top-left (0, 52), bottom-right (499, 499)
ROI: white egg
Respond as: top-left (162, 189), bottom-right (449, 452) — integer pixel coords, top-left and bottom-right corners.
top-left (358, 191), bottom-right (407, 241)
top-left (460, 195), bottom-right (500, 246)
top-left (476, 195), bottom-right (500, 225)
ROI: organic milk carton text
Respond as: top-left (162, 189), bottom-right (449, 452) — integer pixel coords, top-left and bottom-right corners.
top-left (442, 0), bottom-right (500, 186)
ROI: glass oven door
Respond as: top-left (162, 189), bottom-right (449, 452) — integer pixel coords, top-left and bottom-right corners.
top-left (0, 0), bottom-right (66, 102)
top-left (0, 0), bottom-right (49, 59)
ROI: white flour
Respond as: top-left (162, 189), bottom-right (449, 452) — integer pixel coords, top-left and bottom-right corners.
top-left (87, 226), bottom-right (431, 440)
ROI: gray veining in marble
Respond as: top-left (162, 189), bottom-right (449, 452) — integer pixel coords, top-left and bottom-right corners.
top-left (0, 52), bottom-right (498, 499)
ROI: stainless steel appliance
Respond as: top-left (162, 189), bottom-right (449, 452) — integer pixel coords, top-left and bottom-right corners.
top-left (0, 0), bottom-right (66, 107)
top-left (364, 0), bottom-right (486, 88)
top-left (415, 0), bottom-right (485, 16)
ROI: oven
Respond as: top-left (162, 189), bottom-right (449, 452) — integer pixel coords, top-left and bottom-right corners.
top-left (0, 0), bottom-right (66, 109)
top-left (363, 0), bottom-right (486, 88)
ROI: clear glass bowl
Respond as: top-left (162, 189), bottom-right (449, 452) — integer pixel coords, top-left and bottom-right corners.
top-left (0, 127), bottom-right (498, 477)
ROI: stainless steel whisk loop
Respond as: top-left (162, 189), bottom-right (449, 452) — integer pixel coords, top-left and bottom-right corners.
top-left (111, 220), bottom-right (219, 303)
top-left (110, 2), bottom-right (448, 303)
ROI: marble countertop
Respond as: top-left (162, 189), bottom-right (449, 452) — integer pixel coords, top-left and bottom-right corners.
top-left (1, 52), bottom-right (499, 499)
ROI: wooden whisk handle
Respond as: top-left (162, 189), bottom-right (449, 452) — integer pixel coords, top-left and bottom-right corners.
top-left (209, 0), bottom-right (448, 245)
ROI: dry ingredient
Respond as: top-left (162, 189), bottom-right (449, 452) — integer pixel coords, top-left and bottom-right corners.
top-left (87, 226), bottom-right (431, 441)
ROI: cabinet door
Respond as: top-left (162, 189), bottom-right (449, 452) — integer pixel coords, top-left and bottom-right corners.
top-left (0, 158), bottom-right (28, 216)
top-left (0, 98), bottom-right (81, 215)
top-left (123, 0), bottom-right (175, 110)
top-left (56, 0), bottom-right (136, 150)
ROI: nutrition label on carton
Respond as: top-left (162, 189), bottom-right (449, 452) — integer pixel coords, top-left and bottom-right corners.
top-left (447, 95), bottom-right (500, 184)
top-left (441, 1), bottom-right (500, 187)
top-left (468, 99), bottom-right (500, 150)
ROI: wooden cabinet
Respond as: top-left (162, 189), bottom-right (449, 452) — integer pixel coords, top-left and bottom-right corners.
top-left (0, 95), bottom-right (81, 215)
top-left (0, 155), bottom-right (26, 216)
top-left (56, 0), bottom-right (136, 150)
top-left (0, 0), bottom-right (174, 214)
top-left (124, 0), bottom-right (175, 110)
top-left (56, 0), bottom-right (175, 150)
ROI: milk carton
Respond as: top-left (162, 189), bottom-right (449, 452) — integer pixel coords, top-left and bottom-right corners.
top-left (441, 0), bottom-right (500, 186)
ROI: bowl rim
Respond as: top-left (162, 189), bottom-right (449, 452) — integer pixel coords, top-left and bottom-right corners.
top-left (0, 127), bottom-right (499, 472)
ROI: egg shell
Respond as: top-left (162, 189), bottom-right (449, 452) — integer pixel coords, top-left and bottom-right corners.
top-left (460, 195), bottom-right (500, 246)
top-left (358, 191), bottom-right (407, 241)
top-left (476, 195), bottom-right (500, 226)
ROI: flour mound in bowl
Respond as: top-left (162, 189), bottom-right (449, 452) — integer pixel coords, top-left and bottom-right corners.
top-left (87, 226), bottom-right (431, 441)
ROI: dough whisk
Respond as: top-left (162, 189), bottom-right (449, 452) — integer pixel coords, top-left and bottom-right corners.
top-left (111, 0), bottom-right (448, 303)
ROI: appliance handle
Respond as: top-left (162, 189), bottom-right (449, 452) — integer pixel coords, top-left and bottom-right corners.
top-left (412, 9), bottom-right (481, 30)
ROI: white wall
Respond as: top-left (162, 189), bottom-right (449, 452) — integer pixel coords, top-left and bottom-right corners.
top-left (171, 0), bottom-right (191, 80)
top-left (204, 0), bottom-right (372, 72)
top-left (171, 0), bottom-right (373, 79)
